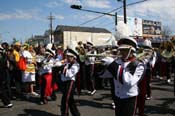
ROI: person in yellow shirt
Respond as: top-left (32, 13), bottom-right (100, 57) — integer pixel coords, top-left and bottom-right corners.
top-left (13, 41), bottom-right (22, 97)
top-left (21, 44), bottom-right (39, 99)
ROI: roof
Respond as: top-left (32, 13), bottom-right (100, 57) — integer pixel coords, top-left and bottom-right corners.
top-left (55, 25), bottom-right (111, 33)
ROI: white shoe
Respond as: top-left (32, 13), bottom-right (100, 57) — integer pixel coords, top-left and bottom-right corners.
top-left (112, 105), bottom-right (115, 109)
top-left (4, 103), bottom-right (13, 108)
top-left (112, 102), bottom-right (115, 109)
top-left (167, 79), bottom-right (171, 84)
top-left (91, 90), bottom-right (96, 95)
top-left (146, 96), bottom-right (152, 100)
top-left (87, 91), bottom-right (91, 94)
top-left (31, 92), bottom-right (39, 96)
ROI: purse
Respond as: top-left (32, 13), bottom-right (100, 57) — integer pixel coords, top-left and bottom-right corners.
top-left (17, 56), bottom-right (26, 71)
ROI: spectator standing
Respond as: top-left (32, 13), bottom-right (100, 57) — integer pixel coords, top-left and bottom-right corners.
top-left (0, 45), bottom-right (13, 108)
top-left (21, 44), bottom-right (39, 99)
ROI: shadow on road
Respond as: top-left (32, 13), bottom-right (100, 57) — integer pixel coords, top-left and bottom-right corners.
top-left (145, 97), bottom-right (175, 116)
top-left (145, 105), bottom-right (175, 116)
top-left (17, 109), bottom-right (58, 116)
top-left (77, 99), bottom-right (112, 109)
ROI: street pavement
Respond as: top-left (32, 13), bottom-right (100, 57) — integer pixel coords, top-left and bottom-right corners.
top-left (0, 78), bottom-right (174, 116)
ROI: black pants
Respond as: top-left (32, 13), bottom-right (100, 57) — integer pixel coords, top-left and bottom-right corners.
top-left (85, 64), bottom-right (95, 92)
top-left (40, 77), bottom-right (47, 102)
top-left (0, 82), bottom-right (11, 105)
top-left (0, 70), bottom-right (11, 105)
top-left (114, 96), bottom-right (137, 116)
top-left (109, 78), bottom-right (115, 101)
top-left (61, 80), bottom-right (80, 116)
top-left (146, 68), bottom-right (152, 97)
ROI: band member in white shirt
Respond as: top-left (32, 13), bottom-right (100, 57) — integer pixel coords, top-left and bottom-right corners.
top-left (85, 42), bottom-right (97, 95)
top-left (60, 49), bottom-right (80, 116)
top-left (106, 37), bottom-right (145, 116)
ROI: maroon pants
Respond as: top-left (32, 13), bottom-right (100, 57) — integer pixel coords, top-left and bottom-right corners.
top-left (137, 74), bottom-right (147, 116)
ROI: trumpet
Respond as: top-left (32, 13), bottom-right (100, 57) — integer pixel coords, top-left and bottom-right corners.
top-left (86, 49), bottom-right (120, 58)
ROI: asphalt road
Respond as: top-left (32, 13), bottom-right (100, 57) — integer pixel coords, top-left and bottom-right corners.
top-left (0, 78), bottom-right (174, 116)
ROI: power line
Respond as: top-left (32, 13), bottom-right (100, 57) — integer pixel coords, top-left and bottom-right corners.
top-left (78, 0), bottom-right (148, 26)
top-left (78, 6), bottom-right (122, 26)
top-left (93, 17), bottom-right (113, 27)
top-left (100, 22), bottom-right (115, 28)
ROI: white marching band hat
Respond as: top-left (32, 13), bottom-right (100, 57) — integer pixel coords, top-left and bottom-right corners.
top-left (118, 37), bottom-right (138, 52)
top-left (65, 49), bottom-right (78, 59)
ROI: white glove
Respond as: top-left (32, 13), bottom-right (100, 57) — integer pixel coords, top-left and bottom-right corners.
top-left (101, 57), bottom-right (114, 66)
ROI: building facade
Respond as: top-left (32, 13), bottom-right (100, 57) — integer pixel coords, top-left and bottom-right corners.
top-left (54, 25), bottom-right (115, 50)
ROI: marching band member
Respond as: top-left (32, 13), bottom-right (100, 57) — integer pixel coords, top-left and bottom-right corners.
top-left (75, 41), bottom-right (86, 95)
top-left (137, 39), bottom-right (156, 116)
top-left (105, 37), bottom-right (146, 116)
top-left (60, 49), bottom-right (80, 116)
top-left (161, 41), bottom-right (174, 84)
top-left (38, 46), bottom-right (61, 105)
top-left (85, 42), bottom-right (97, 95)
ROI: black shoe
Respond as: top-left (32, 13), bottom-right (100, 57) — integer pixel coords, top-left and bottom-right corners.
top-left (40, 99), bottom-right (48, 105)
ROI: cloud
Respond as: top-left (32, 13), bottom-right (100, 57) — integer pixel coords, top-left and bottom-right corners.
top-left (45, 1), bottom-right (63, 8)
top-left (0, 9), bottom-right (39, 20)
top-left (85, 0), bottom-right (112, 9)
top-left (62, 0), bottom-right (82, 5)
top-left (126, 0), bottom-right (175, 28)
top-left (55, 14), bottom-right (64, 20)
top-left (0, 9), bottom-right (65, 21)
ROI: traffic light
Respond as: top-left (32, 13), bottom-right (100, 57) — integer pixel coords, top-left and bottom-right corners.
top-left (70, 5), bottom-right (82, 9)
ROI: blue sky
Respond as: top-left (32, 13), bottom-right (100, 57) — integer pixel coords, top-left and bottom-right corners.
top-left (0, 0), bottom-right (175, 43)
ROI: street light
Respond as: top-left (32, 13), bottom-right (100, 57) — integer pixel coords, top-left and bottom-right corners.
top-left (71, 5), bottom-right (117, 25)
top-left (71, 5), bottom-right (116, 17)
top-left (71, 5), bottom-right (82, 9)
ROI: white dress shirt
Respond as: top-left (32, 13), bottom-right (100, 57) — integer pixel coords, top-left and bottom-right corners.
top-left (113, 59), bottom-right (145, 99)
top-left (61, 62), bottom-right (80, 82)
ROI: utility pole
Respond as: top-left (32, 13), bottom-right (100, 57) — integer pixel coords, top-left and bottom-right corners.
top-left (47, 12), bottom-right (55, 43)
top-left (123, 0), bottom-right (127, 24)
top-left (118, 0), bottom-right (127, 24)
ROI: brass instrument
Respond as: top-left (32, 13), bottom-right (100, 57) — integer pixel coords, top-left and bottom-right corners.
top-left (161, 50), bottom-right (173, 59)
top-left (135, 48), bottom-right (154, 63)
top-left (161, 50), bottom-right (173, 62)
top-left (75, 41), bottom-right (155, 64)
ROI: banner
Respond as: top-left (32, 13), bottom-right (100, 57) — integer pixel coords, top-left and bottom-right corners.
top-left (117, 15), bottom-right (162, 37)
top-left (117, 15), bottom-right (143, 37)
top-left (142, 20), bottom-right (161, 36)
